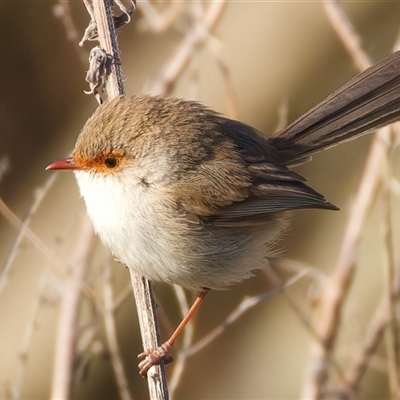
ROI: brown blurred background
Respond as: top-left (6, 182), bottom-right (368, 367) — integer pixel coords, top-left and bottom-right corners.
top-left (0, 1), bottom-right (400, 399)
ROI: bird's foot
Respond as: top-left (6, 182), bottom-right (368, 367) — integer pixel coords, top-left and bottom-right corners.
top-left (138, 343), bottom-right (173, 376)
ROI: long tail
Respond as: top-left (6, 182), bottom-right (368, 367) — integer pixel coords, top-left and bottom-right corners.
top-left (270, 51), bottom-right (400, 165)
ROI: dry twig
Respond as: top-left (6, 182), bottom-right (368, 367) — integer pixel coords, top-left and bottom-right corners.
top-left (50, 218), bottom-right (95, 400)
top-left (87, 0), bottom-right (168, 398)
top-left (103, 261), bottom-right (134, 400)
top-left (302, 2), bottom-right (398, 398)
top-left (137, 0), bottom-right (184, 33)
top-left (148, 1), bottom-right (226, 96)
top-left (0, 175), bottom-right (56, 294)
top-left (339, 267), bottom-right (400, 398)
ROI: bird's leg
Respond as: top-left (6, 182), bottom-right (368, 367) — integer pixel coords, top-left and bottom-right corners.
top-left (138, 288), bottom-right (210, 376)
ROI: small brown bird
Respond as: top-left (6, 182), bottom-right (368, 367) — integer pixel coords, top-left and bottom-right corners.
top-left (47, 51), bottom-right (400, 374)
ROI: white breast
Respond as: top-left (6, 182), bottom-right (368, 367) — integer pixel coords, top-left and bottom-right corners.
top-left (74, 169), bottom-right (178, 282)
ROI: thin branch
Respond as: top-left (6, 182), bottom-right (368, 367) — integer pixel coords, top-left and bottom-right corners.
top-left (91, 0), bottom-right (125, 99)
top-left (382, 129), bottom-right (400, 398)
top-left (168, 286), bottom-right (193, 398)
top-left (12, 269), bottom-right (54, 400)
top-left (0, 175), bottom-right (56, 294)
top-left (303, 127), bottom-right (390, 399)
top-left (0, 195), bottom-right (100, 307)
top-left (53, 0), bottom-right (88, 64)
top-left (323, 0), bottom-right (371, 71)
top-left (339, 266), bottom-right (400, 398)
top-left (185, 271), bottom-right (307, 358)
top-left (0, 192), bottom-right (62, 269)
top-left (89, 1), bottom-right (168, 398)
top-left (50, 218), bottom-right (95, 400)
top-left (137, 0), bottom-right (184, 33)
top-left (112, 283), bottom-right (135, 313)
top-left (148, 1), bottom-right (227, 96)
top-left (103, 261), bottom-right (134, 400)
top-left (302, 2), bottom-right (395, 397)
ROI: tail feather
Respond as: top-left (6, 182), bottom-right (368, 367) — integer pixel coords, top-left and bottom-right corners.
top-left (270, 51), bottom-right (400, 165)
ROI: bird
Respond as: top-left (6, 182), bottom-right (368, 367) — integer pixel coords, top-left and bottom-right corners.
top-left (47, 50), bottom-right (400, 374)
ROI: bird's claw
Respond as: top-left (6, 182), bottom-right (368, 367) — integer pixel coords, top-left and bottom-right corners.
top-left (138, 343), bottom-right (173, 376)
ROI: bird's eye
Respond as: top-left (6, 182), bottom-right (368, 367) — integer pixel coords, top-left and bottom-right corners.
top-left (105, 158), bottom-right (118, 168)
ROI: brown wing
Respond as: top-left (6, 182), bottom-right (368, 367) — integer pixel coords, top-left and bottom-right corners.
top-left (165, 118), bottom-right (336, 227)
top-left (197, 160), bottom-right (337, 227)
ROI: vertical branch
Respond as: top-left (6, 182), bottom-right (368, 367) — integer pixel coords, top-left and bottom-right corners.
top-left (129, 278), bottom-right (168, 399)
top-left (92, 0), bottom-right (124, 98)
top-left (50, 218), bottom-right (94, 400)
top-left (89, 1), bottom-right (169, 398)
top-left (168, 285), bottom-right (193, 397)
top-left (103, 262), bottom-right (134, 400)
top-left (302, 125), bottom-right (390, 399)
top-left (382, 129), bottom-right (400, 398)
top-left (339, 266), bottom-right (400, 398)
top-left (302, 2), bottom-right (398, 397)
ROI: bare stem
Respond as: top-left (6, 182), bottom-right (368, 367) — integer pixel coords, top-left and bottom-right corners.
top-left (89, 1), bottom-right (168, 398)
top-left (91, 0), bottom-right (125, 98)
top-left (50, 218), bottom-right (94, 400)
top-left (339, 265), bottom-right (400, 398)
top-left (103, 262), bottom-right (134, 400)
top-left (149, 1), bottom-right (226, 96)
top-left (0, 175), bottom-right (56, 294)
top-left (301, 3), bottom-right (394, 397)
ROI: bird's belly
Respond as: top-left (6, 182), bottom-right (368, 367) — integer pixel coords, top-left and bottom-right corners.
top-left (94, 209), bottom-right (286, 290)
top-left (75, 171), bottom-right (288, 289)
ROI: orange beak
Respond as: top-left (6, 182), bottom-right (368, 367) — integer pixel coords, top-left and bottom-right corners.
top-left (46, 156), bottom-right (81, 171)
